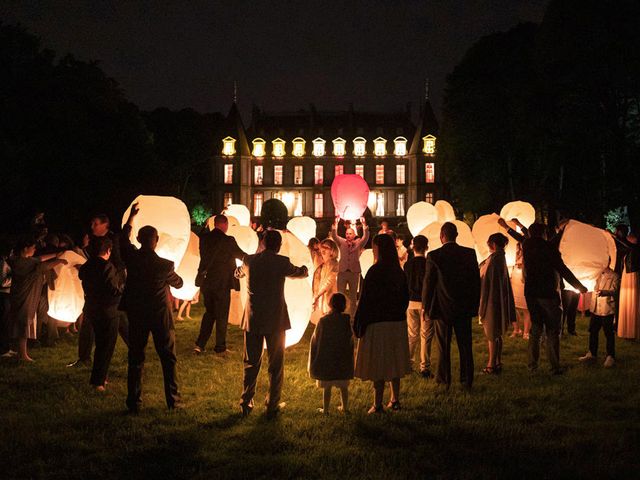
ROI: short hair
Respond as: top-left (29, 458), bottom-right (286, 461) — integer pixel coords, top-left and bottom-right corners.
top-left (94, 236), bottom-right (113, 256)
top-left (91, 214), bottom-right (110, 227)
top-left (528, 223), bottom-right (546, 239)
top-left (488, 233), bottom-right (509, 250)
top-left (329, 293), bottom-right (347, 313)
top-left (15, 236), bottom-right (36, 252)
top-left (307, 237), bottom-right (320, 248)
top-left (138, 225), bottom-right (158, 247)
top-left (412, 235), bottom-right (428, 254)
top-left (441, 222), bottom-right (458, 241)
top-left (264, 230), bottom-right (282, 252)
top-left (214, 214), bottom-right (228, 227)
top-left (320, 238), bottom-right (339, 259)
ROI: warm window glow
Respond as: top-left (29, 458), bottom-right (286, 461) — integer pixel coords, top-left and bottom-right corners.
top-left (222, 136), bottom-right (236, 156)
top-left (294, 192), bottom-right (303, 216)
top-left (355, 164), bottom-right (364, 178)
top-left (314, 165), bottom-right (323, 185)
top-left (254, 165), bottom-right (263, 185)
top-left (373, 137), bottom-right (387, 156)
top-left (224, 164), bottom-right (233, 184)
top-left (224, 192), bottom-right (233, 207)
top-left (334, 165), bottom-right (344, 177)
top-left (313, 138), bottom-right (326, 157)
top-left (425, 163), bottom-right (435, 183)
top-left (252, 138), bottom-right (266, 157)
top-left (314, 193), bottom-right (323, 218)
top-left (272, 138), bottom-right (286, 158)
top-left (333, 137), bottom-right (346, 157)
top-left (375, 165), bottom-right (384, 185)
top-left (292, 137), bottom-right (306, 157)
top-left (396, 165), bottom-right (405, 185)
top-left (367, 192), bottom-right (377, 212)
top-left (282, 192), bottom-right (295, 215)
top-left (396, 193), bottom-right (405, 216)
top-left (294, 165), bottom-right (303, 185)
top-left (423, 135), bottom-right (436, 155)
top-left (272, 192), bottom-right (282, 200)
top-left (353, 137), bottom-right (366, 156)
top-left (274, 165), bottom-right (283, 185)
top-left (393, 136), bottom-right (407, 156)
top-left (425, 192), bottom-right (434, 204)
top-left (253, 193), bottom-right (263, 216)
top-left (375, 192), bottom-right (385, 217)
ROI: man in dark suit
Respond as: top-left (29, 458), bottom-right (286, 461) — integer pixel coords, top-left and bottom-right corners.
top-left (194, 214), bottom-right (245, 354)
top-left (239, 230), bottom-right (308, 417)
top-left (120, 204), bottom-right (184, 413)
top-left (422, 222), bottom-right (480, 389)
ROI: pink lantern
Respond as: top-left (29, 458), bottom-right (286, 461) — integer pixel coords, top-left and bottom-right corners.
top-left (331, 174), bottom-right (370, 221)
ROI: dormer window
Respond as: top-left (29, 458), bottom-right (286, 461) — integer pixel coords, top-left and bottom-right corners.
top-left (393, 137), bottom-right (407, 156)
top-left (292, 137), bottom-right (306, 157)
top-left (353, 137), bottom-right (366, 156)
top-left (272, 138), bottom-right (286, 158)
top-left (373, 137), bottom-right (387, 157)
top-left (222, 136), bottom-right (236, 156)
top-left (312, 137), bottom-right (326, 157)
top-left (423, 135), bottom-right (436, 155)
top-left (333, 137), bottom-right (346, 157)
top-left (252, 138), bottom-right (266, 158)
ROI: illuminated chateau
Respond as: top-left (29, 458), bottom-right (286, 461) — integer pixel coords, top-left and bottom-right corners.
top-left (210, 98), bottom-right (441, 223)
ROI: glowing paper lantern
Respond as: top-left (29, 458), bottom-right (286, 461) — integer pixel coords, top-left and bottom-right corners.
top-left (170, 232), bottom-right (200, 301)
top-left (207, 215), bottom-right (239, 230)
top-left (603, 230), bottom-right (617, 270)
top-left (500, 201), bottom-right (536, 228)
top-left (223, 204), bottom-right (251, 227)
top-left (420, 220), bottom-right (476, 253)
top-left (226, 225), bottom-right (258, 326)
top-left (471, 213), bottom-right (517, 265)
top-left (359, 249), bottom-right (374, 278)
top-left (435, 200), bottom-right (456, 223)
top-left (331, 174), bottom-right (370, 221)
top-left (559, 220), bottom-right (611, 292)
top-left (122, 195), bottom-right (191, 267)
top-left (418, 221), bottom-right (443, 251)
top-left (286, 216), bottom-right (317, 247)
top-left (47, 250), bottom-right (86, 323)
top-left (227, 225), bottom-right (259, 255)
top-left (406, 202), bottom-right (439, 236)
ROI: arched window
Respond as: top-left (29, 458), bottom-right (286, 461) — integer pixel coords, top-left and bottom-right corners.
top-left (423, 135), bottom-right (436, 155)
top-left (373, 137), bottom-right (387, 156)
top-left (252, 138), bottom-right (266, 158)
top-left (272, 138), bottom-right (286, 158)
top-left (353, 137), bottom-right (367, 156)
top-left (222, 136), bottom-right (236, 156)
top-left (312, 137), bottom-right (326, 157)
top-left (332, 137), bottom-right (346, 157)
top-left (292, 137), bottom-right (306, 157)
top-left (393, 136), bottom-right (407, 156)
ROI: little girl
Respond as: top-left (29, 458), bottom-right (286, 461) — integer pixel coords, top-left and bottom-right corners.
top-left (308, 293), bottom-right (354, 414)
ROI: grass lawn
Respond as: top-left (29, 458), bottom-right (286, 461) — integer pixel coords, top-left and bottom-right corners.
top-left (1, 306), bottom-right (639, 479)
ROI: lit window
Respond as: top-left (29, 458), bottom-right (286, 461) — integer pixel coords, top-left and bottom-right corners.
top-left (396, 165), bottom-right (405, 185)
top-left (353, 137), bottom-right (366, 156)
top-left (367, 191), bottom-right (377, 212)
top-left (282, 192), bottom-right (295, 215)
top-left (423, 135), bottom-right (436, 155)
top-left (375, 192), bottom-right (385, 217)
top-left (254, 165), bottom-right (263, 185)
top-left (294, 165), bottom-right (303, 185)
top-left (222, 136), bottom-right (236, 156)
top-left (313, 138), bottom-right (326, 157)
top-left (314, 165), bottom-right (324, 185)
top-left (396, 193), bottom-right (405, 216)
top-left (393, 137), bottom-right (407, 156)
top-left (223, 192), bottom-right (233, 207)
top-left (253, 193), bottom-right (263, 216)
top-left (272, 138), bottom-right (286, 158)
top-left (334, 165), bottom-right (344, 177)
top-left (332, 137), bottom-right (346, 157)
top-left (425, 192), bottom-right (434, 204)
top-left (272, 192), bottom-right (282, 200)
top-left (425, 163), bottom-right (435, 183)
top-left (355, 164), bottom-right (364, 178)
top-left (314, 193), bottom-right (323, 218)
top-left (373, 137), bottom-right (387, 156)
top-left (252, 138), bottom-right (266, 157)
top-left (274, 165), bottom-right (283, 185)
top-left (375, 165), bottom-right (384, 185)
top-left (292, 137), bottom-right (306, 157)
top-left (294, 192), bottom-right (303, 216)
top-left (224, 164), bottom-right (233, 184)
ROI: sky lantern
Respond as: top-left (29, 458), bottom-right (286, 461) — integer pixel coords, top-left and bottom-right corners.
top-left (500, 201), bottom-right (536, 228)
top-left (47, 250), bottom-right (86, 323)
top-left (406, 201), bottom-right (438, 236)
top-left (359, 249), bottom-right (374, 278)
top-left (331, 174), bottom-right (370, 221)
top-left (435, 200), bottom-right (456, 223)
top-left (122, 195), bottom-right (191, 267)
top-left (471, 213), bottom-right (517, 265)
top-left (287, 216), bottom-right (317, 246)
top-left (223, 203), bottom-right (251, 227)
top-left (419, 220), bottom-right (475, 252)
top-left (227, 225), bottom-right (259, 255)
top-left (170, 232), bottom-right (200, 301)
top-left (226, 225), bottom-right (258, 327)
top-left (418, 221), bottom-right (444, 251)
top-left (559, 220), bottom-right (612, 292)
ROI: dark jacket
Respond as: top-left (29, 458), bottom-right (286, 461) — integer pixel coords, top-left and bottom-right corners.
top-left (404, 255), bottom-right (426, 302)
top-left (86, 231), bottom-right (125, 272)
top-left (422, 242), bottom-right (480, 323)
top-left (241, 250), bottom-right (308, 334)
top-left (119, 225), bottom-right (183, 318)
top-left (353, 262), bottom-right (409, 337)
top-left (198, 228), bottom-right (245, 291)
top-left (308, 312), bottom-right (354, 381)
top-left (614, 236), bottom-right (640, 274)
top-left (79, 257), bottom-right (124, 315)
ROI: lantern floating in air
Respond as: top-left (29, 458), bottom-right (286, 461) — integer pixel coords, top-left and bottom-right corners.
top-left (48, 250), bottom-right (86, 323)
top-left (471, 213), bottom-right (517, 265)
top-left (287, 216), bottom-right (317, 247)
top-left (500, 201), bottom-right (536, 229)
top-left (331, 174), bottom-right (370, 221)
top-left (435, 200), bottom-right (456, 223)
top-left (406, 202), bottom-right (439, 237)
top-left (170, 232), bottom-right (200, 301)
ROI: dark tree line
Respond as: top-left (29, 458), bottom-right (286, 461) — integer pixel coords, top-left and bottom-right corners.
top-left (440, 0), bottom-right (640, 227)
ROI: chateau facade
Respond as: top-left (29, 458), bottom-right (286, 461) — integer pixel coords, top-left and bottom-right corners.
top-left (210, 100), bottom-right (442, 223)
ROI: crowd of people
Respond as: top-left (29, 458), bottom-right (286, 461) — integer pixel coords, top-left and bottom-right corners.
top-left (1, 207), bottom-right (639, 417)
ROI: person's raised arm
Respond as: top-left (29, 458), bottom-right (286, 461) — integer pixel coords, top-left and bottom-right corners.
top-left (498, 217), bottom-right (526, 243)
top-left (120, 203), bottom-right (139, 264)
top-left (329, 216), bottom-right (345, 245)
top-left (552, 249), bottom-right (587, 293)
top-left (357, 217), bottom-right (370, 247)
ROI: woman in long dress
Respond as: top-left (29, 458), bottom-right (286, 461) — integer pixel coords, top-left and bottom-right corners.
top-left (353, 234), bottom-right (411, 413)
top-left (510, 242), bottom-right (531, 339)
top-left (479, 233), bottom-right (517, 374)
top-left (617, 233), bottom-right (639, 340)
top-left (311, 239), bottom-right (339, 323)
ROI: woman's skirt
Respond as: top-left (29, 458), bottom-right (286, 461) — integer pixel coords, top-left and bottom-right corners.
top-left (354, 321), bottom-right (412, 381)
top-left (618, 269), bottom-right (639, 339)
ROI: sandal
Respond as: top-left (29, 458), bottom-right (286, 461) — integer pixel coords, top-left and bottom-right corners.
top-left (482, 366), bottom-right (496, 375)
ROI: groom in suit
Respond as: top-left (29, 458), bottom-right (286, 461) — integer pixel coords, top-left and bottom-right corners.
top-left (239, 230), bottom-right (308, 417)
top-left (422, 222), bottom-right (480, 389)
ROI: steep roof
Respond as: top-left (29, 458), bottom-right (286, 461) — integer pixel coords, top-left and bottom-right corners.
top-left (409, 100), bottom-right (439, 155)
top-left (217, 102), bottom-right (251, 156)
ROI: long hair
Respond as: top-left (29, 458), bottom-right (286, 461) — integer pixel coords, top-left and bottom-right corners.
top-left (373, 234), bottom-right (400, 269)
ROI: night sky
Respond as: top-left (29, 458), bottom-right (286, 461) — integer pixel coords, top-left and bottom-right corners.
top-left (2, 1), bottom-right (549, 119)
